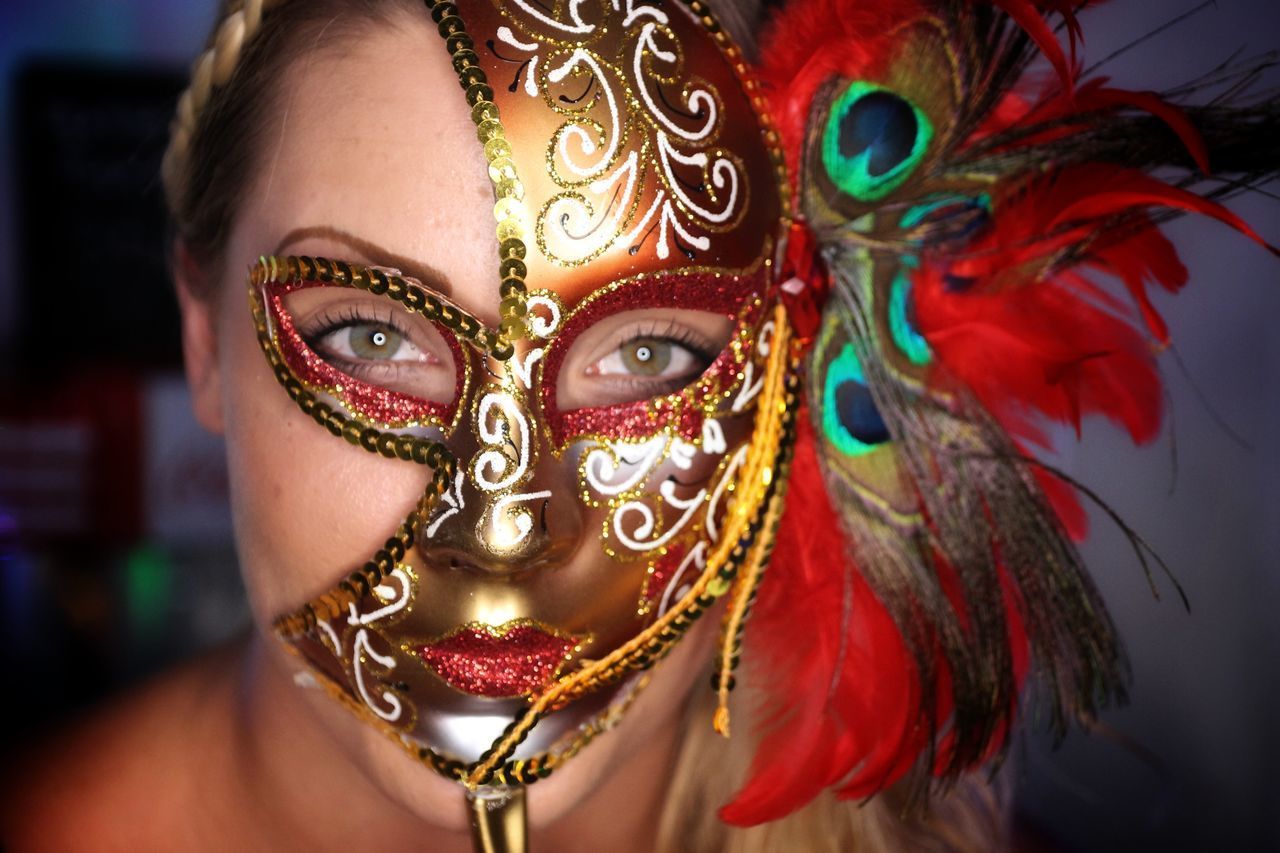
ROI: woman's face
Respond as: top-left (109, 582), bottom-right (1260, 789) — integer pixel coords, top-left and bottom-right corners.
top-left (185, 3), bottom-right (782, 832)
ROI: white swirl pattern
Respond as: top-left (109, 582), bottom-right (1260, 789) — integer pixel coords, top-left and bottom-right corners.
top-left (473, 390), bottom-right (552, 547)
top-left (308, 568), bottom-right (414, 723)
top-left (587, 416), bottom-right (744, 561)
top-left (583, 435), bottom-right (668, 497)
top-left (473, 392), bottom-right (532, 492)
top-left (612, 478), bottom-right (706, 551)
top-left (497, 0), bottom-right (747, 265)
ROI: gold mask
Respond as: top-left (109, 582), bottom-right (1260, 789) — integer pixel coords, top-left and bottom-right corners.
top-left (256, 0), bottom-right (794, 791)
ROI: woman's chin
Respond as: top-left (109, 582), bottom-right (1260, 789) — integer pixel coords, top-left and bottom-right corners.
top-left (415, 674), bottom-right (642, 761)
top-left (266, 637), bottom-right (661, 834)
top-left (255, 610), bottom-right (717, 839)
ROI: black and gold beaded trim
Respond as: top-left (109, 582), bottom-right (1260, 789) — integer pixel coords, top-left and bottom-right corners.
top-left (250, 260), bottom-right (460, 637)
top-left (712, 370), bottom-right (798, 734)
top-left (253, 254), bottom-right (510, 359)
top-left (264, 0), bottom-right (542, 645)
top-left (693, 0), bottom-right (805, 714)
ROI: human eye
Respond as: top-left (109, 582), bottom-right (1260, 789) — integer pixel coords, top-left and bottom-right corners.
top-left (558, 311), bottom-right (733, 409)
top-left (310, 314), bottom-right (428, 367)
top-left (281, 289), bottom-right (457, 404)
top-left (586, 326), bottom-right (716, 389)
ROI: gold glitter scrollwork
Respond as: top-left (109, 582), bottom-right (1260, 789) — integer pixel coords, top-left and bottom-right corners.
top-left (491, 0), bottom-right (751, 268)
top-left (465, 303), bottom-right (798, 787)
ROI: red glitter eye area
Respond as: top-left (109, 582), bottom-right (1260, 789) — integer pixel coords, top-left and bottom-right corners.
top-left (540, 271), bottom-right (768, 447)
top-left (265, 279), bottom-right (467, 430)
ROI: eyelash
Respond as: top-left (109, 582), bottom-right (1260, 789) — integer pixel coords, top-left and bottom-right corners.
top-left (597, 319), bottom-right (721, 394)
top-left (606, 319), bottom-right (718, 359)
top-left (297, 304), bottom-right (421, 374)
top-left (300, 304), bottom-right (407, 341)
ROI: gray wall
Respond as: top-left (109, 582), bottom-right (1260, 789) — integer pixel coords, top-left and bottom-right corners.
top-left (1014, 4), bottom-right (1280, 850)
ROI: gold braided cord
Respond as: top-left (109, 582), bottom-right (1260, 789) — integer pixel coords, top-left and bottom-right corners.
top-left (465, 305), bottom-right (796, 788)
top-left (711, 447), bottom-right (791, 737)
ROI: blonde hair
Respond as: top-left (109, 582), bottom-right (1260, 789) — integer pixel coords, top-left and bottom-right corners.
top-left (163, 0), bottom-right (415, 281)
top-left (161, 0), bottom-right (266, 212)
top-left (656, 681), bottom-right (1009, 852)
top-left (163, 2), bottom-right (1011, 849)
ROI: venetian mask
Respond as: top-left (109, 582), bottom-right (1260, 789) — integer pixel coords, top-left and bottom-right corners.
top-left (252, 0), bottom-right (793, 791)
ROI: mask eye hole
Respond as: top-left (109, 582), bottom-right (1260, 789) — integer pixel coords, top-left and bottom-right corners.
top-left (555, 309), bottom-right (733, 410)
top-left (822, 81), bottom-right (933, 202)
top-left (267, 281), bottom-right (464, 428)
top-left (822, 343), bottom-right (891, 456)
top-left (536, 270), bottom-right (764, 447)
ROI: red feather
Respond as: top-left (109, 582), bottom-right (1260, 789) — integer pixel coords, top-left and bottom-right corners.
top-left (757, 0), bottom-right (926, 193)
top-left (978, 78), bottom-right (1213, 175)
top-left (724, 420), bottom-right (1034, 823)
top-left (991, 0), bottom-right (1078, 93)
top-left (722, 417), bottom-right (937, 824)
top-left (739, 0), bottom-right (1274, 829)
top-left (912, 168), bottom-right (1174, 445)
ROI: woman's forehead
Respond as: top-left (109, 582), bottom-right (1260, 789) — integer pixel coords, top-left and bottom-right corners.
top-left (236, 1), bottom-right (783, 312)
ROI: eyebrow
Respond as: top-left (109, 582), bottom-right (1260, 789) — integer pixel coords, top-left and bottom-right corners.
top-left (273, 225), bottom-right (454, 298)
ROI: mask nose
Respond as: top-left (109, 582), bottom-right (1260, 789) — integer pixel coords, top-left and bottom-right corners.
top-left (418, 475), bottom-right (580, 576)
top-left (416, 372), bottom-right (582, 576)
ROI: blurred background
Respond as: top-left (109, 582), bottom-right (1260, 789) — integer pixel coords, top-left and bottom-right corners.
top-left (0, 0), bottom-right (245, 754)
top-left (0, 1), bottom-right (1275, 850)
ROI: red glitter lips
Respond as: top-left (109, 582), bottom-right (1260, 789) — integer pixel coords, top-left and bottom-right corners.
top-left (415, 621), bottom-right (584, 698)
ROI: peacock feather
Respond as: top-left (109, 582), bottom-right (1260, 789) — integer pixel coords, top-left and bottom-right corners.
top-left (722, 0), bottom-right (1279, 824)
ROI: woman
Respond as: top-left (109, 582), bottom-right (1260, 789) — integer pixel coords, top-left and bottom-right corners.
top-left (3, 0), bottom-right (1274, 850)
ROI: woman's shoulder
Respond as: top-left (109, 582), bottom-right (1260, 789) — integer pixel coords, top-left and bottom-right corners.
top-left (1, 639), bottom-right (250, 852)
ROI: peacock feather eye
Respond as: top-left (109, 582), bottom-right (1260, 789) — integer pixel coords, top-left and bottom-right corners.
top-left (888, 269), bottom-right (932, 366)
top-left (822, 81), bottom-right (933, 202)
top-left (822, 343), bottom-right (891, 456)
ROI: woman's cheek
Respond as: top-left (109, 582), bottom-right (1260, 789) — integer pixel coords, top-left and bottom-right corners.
top-left (215, 287), bottom-right (428, 626)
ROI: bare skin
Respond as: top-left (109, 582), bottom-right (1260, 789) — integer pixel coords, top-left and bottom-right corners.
top-left (2, 15), bottom-right (723, 852)
top-left (4, 627), bottom-right (710, 852)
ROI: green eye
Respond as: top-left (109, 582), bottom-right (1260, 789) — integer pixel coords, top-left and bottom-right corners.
top-left (822, 81), bottom-right (933, 202)
top-left (888, 270), bottom-right (931, 366)
top-left (821, 343), bottom-right (891, 457)
top-left (348, 324), bottom-right (404, 360)
top-left (619, 338), bottom-right (672, 376)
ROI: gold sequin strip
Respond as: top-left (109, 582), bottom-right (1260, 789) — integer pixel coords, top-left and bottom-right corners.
top-left (424, 0), bottom-right (530, 346)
